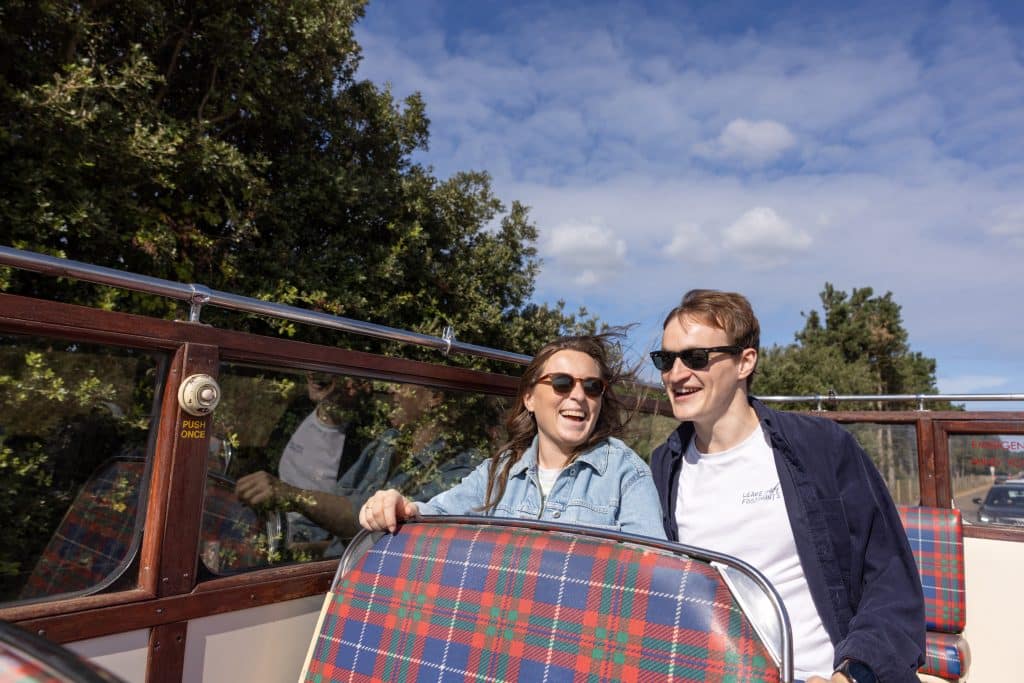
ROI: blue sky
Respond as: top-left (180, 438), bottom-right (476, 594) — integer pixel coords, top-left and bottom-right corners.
top-left (353, 0), bottom-right (1024, 409)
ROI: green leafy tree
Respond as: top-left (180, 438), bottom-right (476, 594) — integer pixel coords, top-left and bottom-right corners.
top-left (756, 284), bottom-right (950, 501)
top-left (757, 284), bottom-right (947, 410)
top-left (1, 1), bottom-right (598, 599)
top-left (0, 0), bottom-right (586, 359)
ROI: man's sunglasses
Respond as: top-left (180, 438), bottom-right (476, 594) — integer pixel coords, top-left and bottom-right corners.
top-left (535, 373), bottom-right (607, 398)
top-left (649, 346), bottom-right (743, 372)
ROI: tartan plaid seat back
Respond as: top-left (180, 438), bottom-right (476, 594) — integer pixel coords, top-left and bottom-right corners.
top-left (199, 474), bottom-right (274, 573)
top-left (302, 520), bottom-right (784, 683)
top-left (20, 458), bottom-right (146, 600)
top-left (896, 505), bottom-right (970, 682)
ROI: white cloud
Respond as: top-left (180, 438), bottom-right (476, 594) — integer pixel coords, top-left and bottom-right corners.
top-left (988, 205), bottom-right (1024, 248)
top-left (664, 222), bottom-right (719, 264)
top-left (543, 221), bottom-right (628, 286)
top-left (356, 0), bottom-right (1024, 394)
top-left (721, 207), bottom-right (812, 267)
top-left (694, 119), bottom-right (797, 166)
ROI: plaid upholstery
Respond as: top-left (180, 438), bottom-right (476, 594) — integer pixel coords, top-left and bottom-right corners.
top-left (199, 476), bottom-right (271, 573)
top-left (0, 645), bottom-right (61, 683)
top-left (923, 632), bottom-right (970, 681)
top-left (895, 506), bottom-right (968, 682)
top-left (896, 505), bottom-right (966, 632)
top-left (20, 459), bottom-right (145, 600)
top-left (305, 521), bottom-right (780, 682)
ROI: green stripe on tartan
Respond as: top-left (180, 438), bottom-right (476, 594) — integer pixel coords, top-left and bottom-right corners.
top-left (478, 645), bottom-right (512, 681)
top-left (601, 557), bottom-right (642, 615)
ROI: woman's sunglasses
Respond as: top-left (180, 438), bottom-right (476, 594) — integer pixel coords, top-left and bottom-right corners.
top-left (649, 346), bottom-right (743, 372)
top-left (535, 373), bottom-right (607, 398)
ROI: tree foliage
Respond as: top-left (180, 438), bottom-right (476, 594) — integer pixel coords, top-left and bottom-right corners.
top-left (756, 284), bottom-right (948, 410)
top-left (0, 0), bottom-right (587, 359)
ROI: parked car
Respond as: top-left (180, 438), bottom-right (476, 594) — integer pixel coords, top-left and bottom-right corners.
top-left (974, 481), bottom-right (1024, 526)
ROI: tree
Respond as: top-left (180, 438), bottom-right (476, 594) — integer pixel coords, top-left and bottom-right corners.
top-left (756, 284), bottom-right (945, 410)
top-left (0, 1), bottom-right (595, 597)
top-left (0, 0), bottom-right (587, 361)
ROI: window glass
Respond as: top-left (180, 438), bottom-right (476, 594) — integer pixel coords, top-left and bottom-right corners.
top-left (0, 335), bottom-right (162, 604)
top-left (839, 422), bottom-right (920, 505)
top-left (206, 364), bottom-right (509, 574)
top-left (949, 433), bottom-right (1024, 527)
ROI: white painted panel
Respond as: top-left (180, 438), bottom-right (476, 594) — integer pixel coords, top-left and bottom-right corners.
top-left (67, 629), bottom-right (150, 683)
top-left (962, 536), bottom-right (1024, 683)
top-left (183, 594), bottom-right (326, 683)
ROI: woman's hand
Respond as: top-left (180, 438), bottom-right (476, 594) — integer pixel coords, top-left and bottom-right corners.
top-left (360, 488), bottom-right (419, 533)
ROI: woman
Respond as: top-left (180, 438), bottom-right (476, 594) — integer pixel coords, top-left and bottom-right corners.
top-left (360, 333), bottom-right (666, 539)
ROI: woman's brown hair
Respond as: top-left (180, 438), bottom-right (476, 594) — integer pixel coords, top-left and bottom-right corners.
top-left (480, 331), bottom-right (636, 512)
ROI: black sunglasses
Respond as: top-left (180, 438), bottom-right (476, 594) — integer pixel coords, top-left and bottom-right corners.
top-left (649, 346), bottom-right (743, 372)
top-left (535, 373), bottom-right (607, 398)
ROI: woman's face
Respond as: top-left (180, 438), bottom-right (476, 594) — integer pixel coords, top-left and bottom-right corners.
top-left (523, 350), bottom-right (604, 465)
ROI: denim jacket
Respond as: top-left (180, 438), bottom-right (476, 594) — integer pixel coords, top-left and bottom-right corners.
top-left (651, 399), bottom-right (925, 683)
top-left (418, 436), bottom-right (667, 540)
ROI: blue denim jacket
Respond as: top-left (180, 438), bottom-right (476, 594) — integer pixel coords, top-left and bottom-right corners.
top-left (418, 436), bottom-right (666, 540)
top-left (651, 399), bottom-right (925, 683)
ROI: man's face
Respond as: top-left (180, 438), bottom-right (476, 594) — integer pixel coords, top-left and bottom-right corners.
top-left (659, 314), bottom-right (754, 429)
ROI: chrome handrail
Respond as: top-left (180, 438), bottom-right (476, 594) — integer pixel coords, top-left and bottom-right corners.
top-left (3, 246), bottom-right (1023, 408)
top-left (758, 393), bottom-right (1024, 410)
top-left (0, 246), bottom-right (531, 365)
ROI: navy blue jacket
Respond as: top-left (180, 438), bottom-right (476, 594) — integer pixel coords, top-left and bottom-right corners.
top-left (651, 399), bottom-right (925, 683)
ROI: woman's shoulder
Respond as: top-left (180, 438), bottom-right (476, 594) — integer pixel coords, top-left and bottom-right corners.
top-left (602, 437), bottom-right (651, 471)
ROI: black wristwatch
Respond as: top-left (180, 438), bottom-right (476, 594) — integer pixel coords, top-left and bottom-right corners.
top-left (835, 659), bottom-right (877, 683)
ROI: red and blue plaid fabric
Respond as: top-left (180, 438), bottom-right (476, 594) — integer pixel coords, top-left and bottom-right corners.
top-left (199, 477), bottom-right (270, 573)
top-left (896, 505), bottom-right (968, 682)
top-left (305, 521), bottom-right (780, 682)
top-left (20, 459), bottom-right (145, 600)
top-left (0, 643), bottom-right (62, 683)
top-left (895, 505), bottom-right (966, 633)
top-left (923, 632), bottom-right (969, 681)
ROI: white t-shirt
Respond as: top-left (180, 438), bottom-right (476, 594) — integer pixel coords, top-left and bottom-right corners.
top-left (278, 409), bottom-right (346, 493)
top-left (537, 466), bottom-right (560, 498)
top-left (675, 427), bottom-right (834, 680)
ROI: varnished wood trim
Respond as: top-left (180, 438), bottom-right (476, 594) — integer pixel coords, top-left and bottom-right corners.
top-left (934, 420), bottom-right (1024, 432)
top-left (18, 571), bottom-right (334, 644)
top-left (156, 345), bottom-right (219, 597)
top-left (0, 293), bottom-right (519, 395)
top-left (147, 622), bottom-right (187, 683)
top-left (139, 349), bottom-right (185, 596)
top-left (917, 417), bottom-right (938, 506)
top-left (963, 525), bottom-right (1024, 542)
top-left (0, 588), bottom-right (153, 625)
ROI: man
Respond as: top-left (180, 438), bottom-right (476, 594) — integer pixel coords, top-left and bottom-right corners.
top-left (236, 384), bottom-right (484, 556)
top-left (649, 289), bottom-right (924, 683)
top-left (275, 373), bottom-right (365, 544)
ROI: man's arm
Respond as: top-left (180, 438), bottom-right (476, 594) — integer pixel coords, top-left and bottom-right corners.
top-left (235, 471), bottom-right (361, 539)
top-left (831, 432), bottom-right (926, 683)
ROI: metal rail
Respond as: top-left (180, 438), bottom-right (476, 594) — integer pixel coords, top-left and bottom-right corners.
top-left (3, 246), bottom-right (1023, 410)
top-left (758, 393), bottom-right (1024, 410)
top-left (0, 246), bottom-right (532, 365)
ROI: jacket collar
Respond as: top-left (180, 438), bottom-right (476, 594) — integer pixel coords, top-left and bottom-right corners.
top-left (509, 435), bottom-right (610, 476)
top-left (665, 396), bottom-right (780, 457)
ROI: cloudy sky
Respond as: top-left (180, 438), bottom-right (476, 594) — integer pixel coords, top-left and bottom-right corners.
top-left (354, 0), bottom-right (1024, 408)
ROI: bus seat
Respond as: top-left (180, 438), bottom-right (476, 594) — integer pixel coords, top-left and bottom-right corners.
top-left (20, 458), bottom-right (146, 601)
top-left (896, 505), bottom-right (970, 682)
top-left (300, 518), bottom-right (790, 682)
top-left (199, 474), bottom-right (279, 573)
